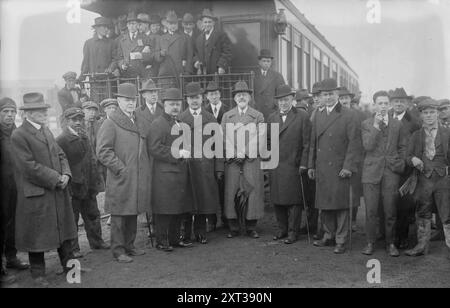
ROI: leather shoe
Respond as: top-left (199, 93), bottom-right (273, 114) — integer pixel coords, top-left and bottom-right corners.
top-left (92, 242), bottom-right (110, 250)
top-left (334, 244), bottom-right (346, 254)
top-left (273, 232), bottom-right (287, 240)
top-left (115, 254), bottom-right (133, 263)
top-left (248, 230), bottom-right (259, 239)
top-left (175, 240), bottom-right (193, 248)
top-left (313, 238), bottom-right (334, 247)
top-left (196, 235), bottom-right (208, 244)
top-left (362, 243), bottom-right (375, 255)
top-left (284, 237), bottom-right (296, 244)
top-left (6, 258), bottom-right (29, 270)
top-left (156, 244), bottom-right (173, 252)
top-left (127, 248), bottom-right (145, 256)
top-left (227, 231), bottom-right (239, 238)
top-left (387, 244), bottom-right (400, 257)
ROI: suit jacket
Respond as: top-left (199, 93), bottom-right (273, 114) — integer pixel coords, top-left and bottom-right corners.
top-left (58, 86), bottom-right (82, 112)
top-left (205, 102), bottom-right (227, 124)
top-left (193, 29), bottom-right (232, 74)
top-left (253, 69), bottom-right (285, 120)
top-left (116, 32), bottom-right (152, 78)
top-left (156, 32), bottom-right (192, 77)
top-left (267, 107), bottom-right (311, 205)
top-left (142, 32), bottom-right (160, 77)
top-left (361, 116), bottom-right (407, 184)
top-left (11, 120), bottom-right (76, 251)
top-left (308, 103), bottom-right (361, 210)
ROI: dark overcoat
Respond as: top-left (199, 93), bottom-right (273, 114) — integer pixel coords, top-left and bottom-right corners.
top-left (116, 32), bottom-right (152, 78)
top-left (81, 33), bottom-right (116, 75)
top-left (11, 120), bottom-right (76, 252)
top-left (193, 29), bottom-right (232, 74)
top-left (178, 109), bottom-right (223, 214)
top-left (96, 108), bottom-right (151, 216)
top-left (308, 103), bottom-right (361, 210)
top-left (253, 69), bottom-right (285, 120)
top-left (267, 107), bottom-right (311, 205)
top-left (205, 102), bottom-right (227, 124)
top-left (156, 32), bottom-right (192, 77)
top-left (148, 112), bottom-right (193, 215)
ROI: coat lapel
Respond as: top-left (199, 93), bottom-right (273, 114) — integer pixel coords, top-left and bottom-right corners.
top-left (317, 104), bottom-right (342, 137)
top-left (23, 120), bottom-right (47, 144)
top-left (257, 70), bottom-right (275, 94)
top-left (110, 109), bottom-right (139, 134)
top-left (279, 108), bottom-right (296, 135)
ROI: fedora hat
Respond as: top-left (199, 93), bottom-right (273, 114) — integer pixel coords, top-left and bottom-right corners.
top-left (311, 81), bottom-right (322, 95)
top-left (92, 17), bottom-right (112, 28)
top-left (390, 88), bottom-right (413, 100)
top-left (205, 81), bottom-right (220, 93)
top-left (20, 93), bottom-right (50, 110)
top-left (200, 8), bottom-right (217, 20)
top-left (139, 79), bottom-right (161, 93)
top-left (166, 11), bottom-right (178, 24)
top-left (338, 87), bottom-right (355, 98)
top-left (126, 12), bottom-right (140, 23)
top-left (185, 82), bottom-right (204, 97)
top-left (274, 85), bottom-right (295, 99)
top-left (258, 49), bottom-right (274, 60)
top-left (232, 81), bottom-right (253, 96)
top-left (318, 78), bottom-right (338, 93)
top-left (149, 14), bottom-right (161, 25)
top-left (162, 88), bottom-right (183, 102)
top-left (137, 13), bottom-right (150, 24)
top-left (295, 89), bottom-right (311, 101)
top-left (418, 98), bottom-right (439, 112)
top-left (182, 13), bottom-right (195, 24)
top-left (115, 83), bottom-right (138, 99)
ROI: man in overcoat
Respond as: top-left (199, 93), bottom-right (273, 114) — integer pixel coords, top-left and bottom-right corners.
top-left (361, 91), bottom-right (407, 257)
top-left (96, 83), bottom-right (151, 263)
top-left (179, 82), bottom-right (223, 244)
top-left (222, 81), bottom-right (265, 238)
top-left (193, 9), bottom-right (232, 75)
top-left (11, 93), bottom-right (77, 285)
top-left (56, 107), bottom-right (109, 258)
top-left (268, 85), bottom-right (311, 244)
top-left (253, 49), bottom-right (285, 120)
top-left (308, 78), bottom-right (360, 254)
top-left (148, 88), bottom-right (194, 251)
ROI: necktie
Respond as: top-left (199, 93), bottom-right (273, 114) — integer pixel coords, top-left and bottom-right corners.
top-left (424, 128), bottom-right (436, 161)
top-left (40, 126), bottom-right (50, 144)
top-left (193, 111), bottom-right (198, 116)
top-left (213, 106), bottom-right (217, 116)
top-left (150, 105), bottom-right (154, 114)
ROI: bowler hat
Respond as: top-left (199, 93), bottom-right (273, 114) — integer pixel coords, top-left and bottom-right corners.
top-left (200, 8), bottom-right (217, 20)
top-left (139, 79), bottom-right (161, 93)
top-left (82, 101), bottom-right (99, 110)
top-left (184, 82), bottom-right (204, 97)
top-left (311, 81), bottom-right (322, 95)
top-left (137, 13), bottom-right (150, 24)
top-left (127, 12), bottom-right (140, 23)
top-left (62, 71), bottom-right (77, 81)
top-left (162, 88), bottom-right (183, 102)
top-left (295, 89), bottom-right (311, 101)
top-left (390, 88), bottom-right (413, 100)
top-left (318, 78), bottom-right (338, 93)
top-left (438, 99), bottom-right (450, 110)
top-left (182, 13), bottom-right (195, 24)
top-left (100, 98), bottom-right (118, 108)
top-left (418, 98), bottom-right (438, 112)
top-left (274, 85), bottom-right (295, 99)
top-left (92, 17), bottom-right (112, 28)
top-left (232, 81), bottom-right (253, 96)
top-left (149, 14), bottom-right (161, 25)
top-left (20, 93), bottom-right (50, 110)
top-left (115, 83), bottom-right (138, 99)
top-left (64, 107), bottom-right (85, 119)
top-left (166, 11), bottom-right (178, 24)
top-left (0, 97), bottom-right (17, 111)
top-left (205, 81), bottom-right (220, 93)
top-left (338, 87), bottom-right (355, 98)
top-left (258, 49), bottom-right (274, 60)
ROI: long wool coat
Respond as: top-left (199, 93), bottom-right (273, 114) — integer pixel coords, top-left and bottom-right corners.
top-left (178, 109), bottom-right (223, 215)
top-left (221, 106), bottom-right (265, 220)
top-left (11, 120), bottom-right (77, 252)
top-left (96, 108), bottom-right (151, 216)
top-left (148, 112), bottom-right (194, 215)
top-left (253, 69), bottom-right (285, 120)
top-left (267, 107), bottom-right (311, 206)
top-left (308, 103), bottom-right (361, 210)
top-left (156, 32), bottom-right (192, 78)
top-left (193, 29), bottom-right (232, 74)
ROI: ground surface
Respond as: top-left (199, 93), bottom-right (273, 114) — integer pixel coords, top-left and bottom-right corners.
top-left (4, 193), bottom-right (450, 288)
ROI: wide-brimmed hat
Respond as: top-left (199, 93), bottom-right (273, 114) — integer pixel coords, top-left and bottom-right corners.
top-left (166, 11), bottom-right (178, 24)
top-left (149, 14), bottom-right (161, 25)
top-left (258, 49), bottom-right (274, 60)
top-left (20, 93), bottom-right (50, 110)
top-left (437, 99), bottom-right (450, 110)
top-left (185, 82), bottom-right (204, 97)
top-left (100, 98), bottom-right (118, 108)
top-left (137, 13), bottom-right (150, 24)
top-left (64, 107), bottom-right (85, 119)
top-left (182, 13), bottom-right (195, 24)
top-left (295, 89), bottom-right (311, 101)
top-left (139, 79), bottom-right (161, 93)
top-left (162, 88), bottom-right (183, 102)
top-left (418, 98), bottom-right (439, 112)
top-left (115, 83), bottom-right (138, 99)
top-left (205, 81), bottom-right (220, 93)
top-left (0, 97), bottom-right (17, 111)
top-left (62, 71), bottom-right (77, 81)
top-left (274, 85), bottom-right (295, 99)
top-left (318, 78), bottom-right (338, 93)
top-left (338, 87), bottom-right (355, 98)
top-left (390, 88), bottom-right (413, 100)
top-left (232, 81), bottom-right (253, 96)
top-left (200, 8), bottom-right (217, 20)
top-left (311, 81), bottom-right (322, 95)
top-left (92, 17), bottom-right (112, 28)
top-left (126, 12), bottom-right (140, 23)
top-left (82, 101), bottom-right (99, 110)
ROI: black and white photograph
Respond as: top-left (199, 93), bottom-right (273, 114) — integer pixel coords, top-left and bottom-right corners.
top-left (1, 0), bottom-right (450, 291)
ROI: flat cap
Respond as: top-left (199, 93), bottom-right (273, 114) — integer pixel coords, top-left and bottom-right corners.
top-left (100, 98), bottom-right (118, 108)
top-left (0, 97), bottom-right (17, 111)
top-left (82, 101), bottom-right (99, 110)
top-left (63, 71), bottom-right (77, 81)
top-left (64, 107), bottom-right (85, 119)
top-left (418, 98), bottom-right (439, 112)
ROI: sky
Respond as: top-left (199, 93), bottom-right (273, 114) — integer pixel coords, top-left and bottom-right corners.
top-left (1, 0), bottom-right (449, 103)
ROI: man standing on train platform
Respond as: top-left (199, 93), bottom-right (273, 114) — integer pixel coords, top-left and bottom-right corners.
top-left (11, 93), bottom-right (77, 286)
top-left (222, 81), bottom-right (265, 239)
top-left (58, 72), bottom-right (82, 113)
top-left (56, 108), bottom-right (110, 258)
top-left (268, 85), bottom-right (311, 244)
top-left (253, 49), bottom-right (285, 121)
top-left (404, 99), bottom-right (450, 260)
top-left (96, 83), bottom-right (151, 263)
top-left (179, 82), bottom-right (223, 244)
top-left (308, 78), bottom-right (361, 254)
top-left (193, 9), bottom-right (232, 75)
top-left (148, 88), bottom-right (194, 252)
top-left (0, 98), bottom-right (29, 282)
top-left (361, 91), bottom-right (407, 257)
top-left (205, 81), bottom-right (227, 229)
top-left (438, 99), bottom-right (450, 128)
top-left (136, 79), bottom-right (163, 128)
top-left (138, 13), bottom-right (159, 79)
top-left (389, 87), bottom-right (421, 249)
top-left (181, 13), bottom-right (198, 74)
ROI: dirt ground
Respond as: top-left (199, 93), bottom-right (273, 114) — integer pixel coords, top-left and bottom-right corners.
top-left (5, 193), bottom-right (450, 288)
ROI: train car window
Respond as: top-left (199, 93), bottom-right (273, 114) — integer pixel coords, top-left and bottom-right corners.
top-left (302, 38), bottom-right (311, 91)
top-left (280, 38), bottom-right (291, 85)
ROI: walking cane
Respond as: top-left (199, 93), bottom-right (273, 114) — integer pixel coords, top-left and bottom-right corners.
top-left (299, 171), bottom-right (311, 244)
top-left (146, 213), bottom-right (154, 248)
top-left (349, 186), bottom-right (353, 251)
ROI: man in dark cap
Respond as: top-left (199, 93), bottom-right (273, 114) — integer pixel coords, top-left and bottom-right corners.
top-left (58, 72), bottom-right (82, 113)
top-left (438, 99), bottom-right (450, 129)
top-left (405, 99), bottom-right (450, 260)
top-left (137, 13), bottom-right (159, 78)
top-left (0, 97), bottom-right (29, 285)
top-left (294, 89), bottom-right (312, 114)
top-left (253, 49), bottom-right (285, 120)
top-left (11, 93), bottom-right (77, 286)
top-left (100, 98), bottom-right (118, 120)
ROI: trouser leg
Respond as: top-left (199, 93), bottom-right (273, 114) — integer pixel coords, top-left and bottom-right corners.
top-left (228, 219), bottom-right (240, 232)
top-left (382, 173), bottom-right (399, 245)
top-left (218, 177), bottom-right (227, 226)
top-left (245, 219), bottom-right (258, 232)
top-left (111, 215), bottom-right (127, 258)
top-left (274, 205), bottom-right (288, 235)
top-left (72, 198), bottom-right (82, 252)
top-left (169, 215), bottom-right (182, 245)
top-left (4, 187), bottom-right (18, 261)
top-left (193, 214), bottom-right (207, 238)
top-left (124, 215), bottom-right (137, 253)
top-left (155, 214), bottom-right (171, 246)
top-left (287, 205), bottom-right (301, 239)
top-left (335, 209), bottom-right (350, 245)
top-left (28, 252), bottom-right (45, 278)
top-left (363, 183), bottom-right (381, 244)
top-left (80, 196), bottom-right (104, 248)
top-left (397, 195), bottom-right (415, 243)
top-left (321, 210), bottom-right (336, 241)
top-left (57, 240), bottom-right (75, 271)
top-left (434, 179), bottom-right (450, 248)
top-left (183, 213), bottom-right (193, 240)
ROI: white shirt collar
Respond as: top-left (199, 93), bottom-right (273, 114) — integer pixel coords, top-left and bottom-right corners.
top-left (146, 101), bottom-right (156, 111)
top-left (394, 111), bottom-right (406, 120)
top-left (184, 30), bottom-right (193, 37)
top-left (205, 28), bottom-right (214, 39)
top-left (327, 101), bottom-right (339, 113)
top-left (27, 118), bottom-right (41, 130)
top-left (261, 69), bottom-right (268, 76)
top-left (67, 126), bottom-right (79, 136)
top-left (190, 108), bottom-right (201, 116)
top-left (238, 106), bottom-right (248, 115)
top-left (130, 32), bottom-right (136, 40)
